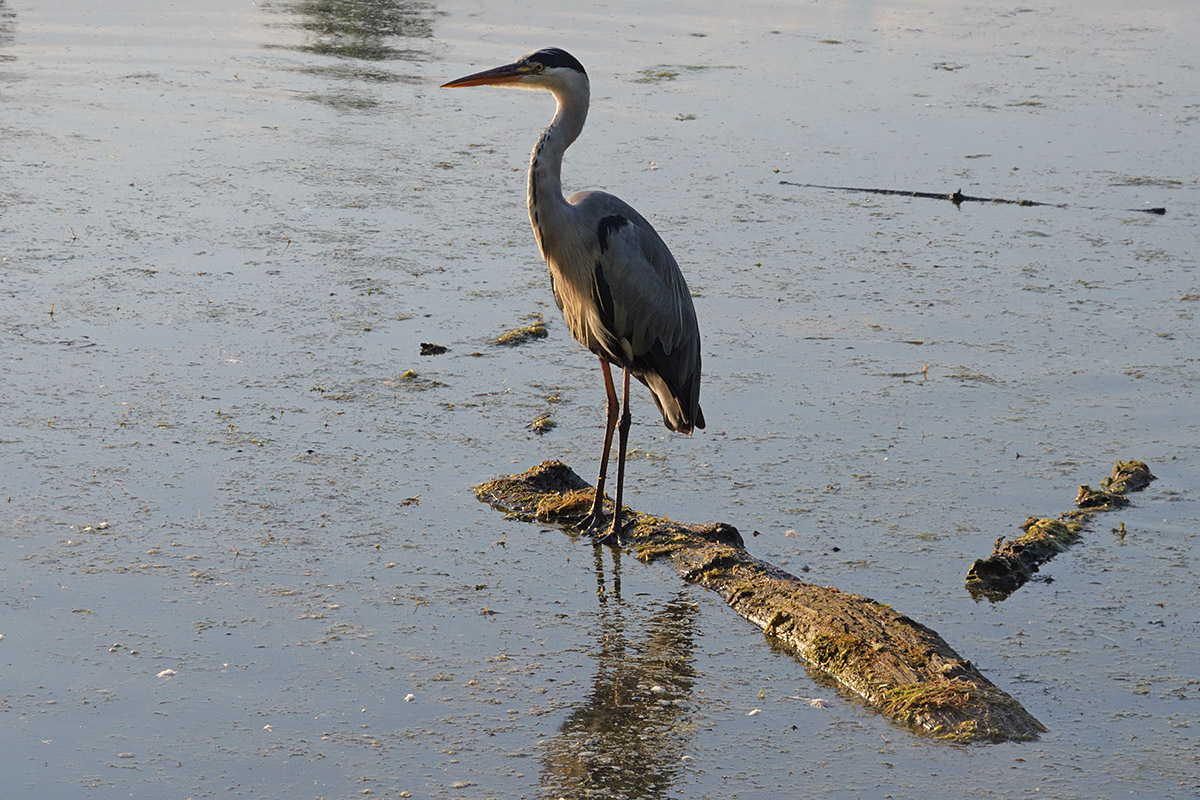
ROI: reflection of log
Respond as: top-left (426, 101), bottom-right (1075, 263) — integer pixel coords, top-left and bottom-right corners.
top-left (966, 460), bottom-right (1156, 602)
top-left (475, 461), bottom-right (1046, 743)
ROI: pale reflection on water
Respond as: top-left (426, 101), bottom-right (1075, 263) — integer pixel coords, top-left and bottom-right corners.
top-left (266, 0), bottom-right (435, 60)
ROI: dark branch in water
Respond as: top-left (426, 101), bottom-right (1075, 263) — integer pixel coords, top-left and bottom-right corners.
top-left (780, 181), bottom-right (1166, 215)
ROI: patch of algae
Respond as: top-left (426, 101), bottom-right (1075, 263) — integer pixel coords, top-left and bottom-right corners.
top-left (494, 319), bottom-right (548, 346)
top-left (1078, 458), bottom-right (1156, 508)
top-left (635, 532), bottom-right (691, 561)
top-left (882, 683), bottom-right (1045, 743)
top-left (810, 633), bottom-right (866, 673)
top-left (1102, 459), bottom-right (1156, 493)
top-left (534, 488), bottom-right (594, 521)
top-left (1076, 484), bottom-right (1131, 509)
top-left (765, 610), bottom-right (793, 635)
top-left (473, 477), bottom-right (539, 521)
top-left (1019, 516), bottom-right (1085, 549)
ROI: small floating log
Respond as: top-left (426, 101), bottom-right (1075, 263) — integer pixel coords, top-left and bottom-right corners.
top-left (476, 460), bottom-right (1046, 743)
top-left (966, 459), bottom-right (1156, 601)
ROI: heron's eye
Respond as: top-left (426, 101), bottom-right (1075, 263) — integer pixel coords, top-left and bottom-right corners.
top-left (532, 62), bottom-right (545, 73)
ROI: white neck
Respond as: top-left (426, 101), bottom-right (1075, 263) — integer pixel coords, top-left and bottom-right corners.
top-left (527, 75), bottom-right (590, 254)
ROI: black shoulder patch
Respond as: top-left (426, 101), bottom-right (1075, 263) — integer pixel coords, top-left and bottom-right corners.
top-left (596, 215), bottom-right (629, 254)
top-left (591, 261), bottom-right (619, 359)
top-left (529, 48), bottom-right (587, 76)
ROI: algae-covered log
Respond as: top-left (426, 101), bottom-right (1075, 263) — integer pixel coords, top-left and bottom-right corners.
top-left (964, 517), bottom-right (1085, 599)
top-left (966, 459), bottom-right (1156, 601)
top-left (1101, 459), bottom-right (1156, 493)
top-left (476, 460), bottom-right (1046, 743)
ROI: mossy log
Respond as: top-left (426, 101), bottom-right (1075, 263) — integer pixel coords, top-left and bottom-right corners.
top-left (475, 460), bottom-right (1046, 743)
top-left (965, 459), bottom-right (1156, 601)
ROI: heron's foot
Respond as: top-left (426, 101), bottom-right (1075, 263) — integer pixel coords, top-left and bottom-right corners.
top-left (579, 509), bottom-right (609, 537)
top-left (594, 517), bottom-right (631, 547)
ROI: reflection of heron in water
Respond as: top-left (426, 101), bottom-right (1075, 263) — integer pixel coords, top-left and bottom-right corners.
top-left (593, 543), bottom-right (622, 603)
top-left (540, 593), bottom-right (699, 797)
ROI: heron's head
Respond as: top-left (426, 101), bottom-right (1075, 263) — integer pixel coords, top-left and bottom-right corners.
top-left (441, 48), bottom-right (588, 94)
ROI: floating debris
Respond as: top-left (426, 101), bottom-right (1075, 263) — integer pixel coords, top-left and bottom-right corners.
top-left (390, 371), bottom-right (447, 391)
top-left (419, 342), bottom-right (448, 356)
top-left (789, 695), bottom-right (831, 708)
top-left (494, 317), bottom-right (548, 346)
top-left (156, 668), bottom-right (176, 679)
top-left (528, 413), bottom-right (556, 435)
top-left (635, 68), bottom-right (679, 83)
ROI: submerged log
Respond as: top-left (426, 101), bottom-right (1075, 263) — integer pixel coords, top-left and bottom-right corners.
top-left (475, 460), bottom-right (1046, 743)
top-left (965, 459), bottom-right (1156, 601)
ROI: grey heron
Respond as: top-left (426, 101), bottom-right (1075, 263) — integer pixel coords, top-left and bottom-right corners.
top-left (443, 48), bottom-right (704, 544)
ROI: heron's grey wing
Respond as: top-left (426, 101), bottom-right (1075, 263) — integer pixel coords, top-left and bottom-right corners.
top-left (571, 193), bottom-right (704, 432)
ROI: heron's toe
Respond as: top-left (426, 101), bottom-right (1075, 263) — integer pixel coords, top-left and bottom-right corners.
top-left (579, 511), bottom-right (608, 536)
top-left (594, 518), bottom-right (630, 547)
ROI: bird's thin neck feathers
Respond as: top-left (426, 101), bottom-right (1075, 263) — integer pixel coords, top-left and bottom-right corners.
top-left (528, 76), bottom-right (589, 252)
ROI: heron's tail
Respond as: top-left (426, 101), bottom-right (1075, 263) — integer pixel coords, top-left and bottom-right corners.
top-left (642, 371), bottom-right (704, 434)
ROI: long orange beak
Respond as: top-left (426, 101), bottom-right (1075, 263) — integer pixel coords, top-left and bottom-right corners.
top-left (441, 61), bottom-right (526, 89)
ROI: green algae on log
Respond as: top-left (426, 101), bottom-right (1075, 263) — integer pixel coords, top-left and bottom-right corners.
top-left (1076, 484), bottom-right (1131, 509)
top-left (1101, 459), bottom-right (1157, 493)
top-left (964, 517), bottom-right (1086, 600)
top-left (966, 459), bottom-right (1156, 602)
top-left (475, 460), bottom-right (1046, 743)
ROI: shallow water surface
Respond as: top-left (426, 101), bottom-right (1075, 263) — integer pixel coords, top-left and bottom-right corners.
top-left (2, 0), bottom-right (1198, 797)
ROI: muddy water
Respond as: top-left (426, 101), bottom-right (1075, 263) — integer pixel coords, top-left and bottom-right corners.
top-left (2, 0), bottom-right (1198, 797)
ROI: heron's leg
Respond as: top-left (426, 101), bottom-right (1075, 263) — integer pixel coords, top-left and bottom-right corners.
top-left (598, 367), bottom-right (632, 545)
top-left (582, 359), bottom-right (619, 533)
